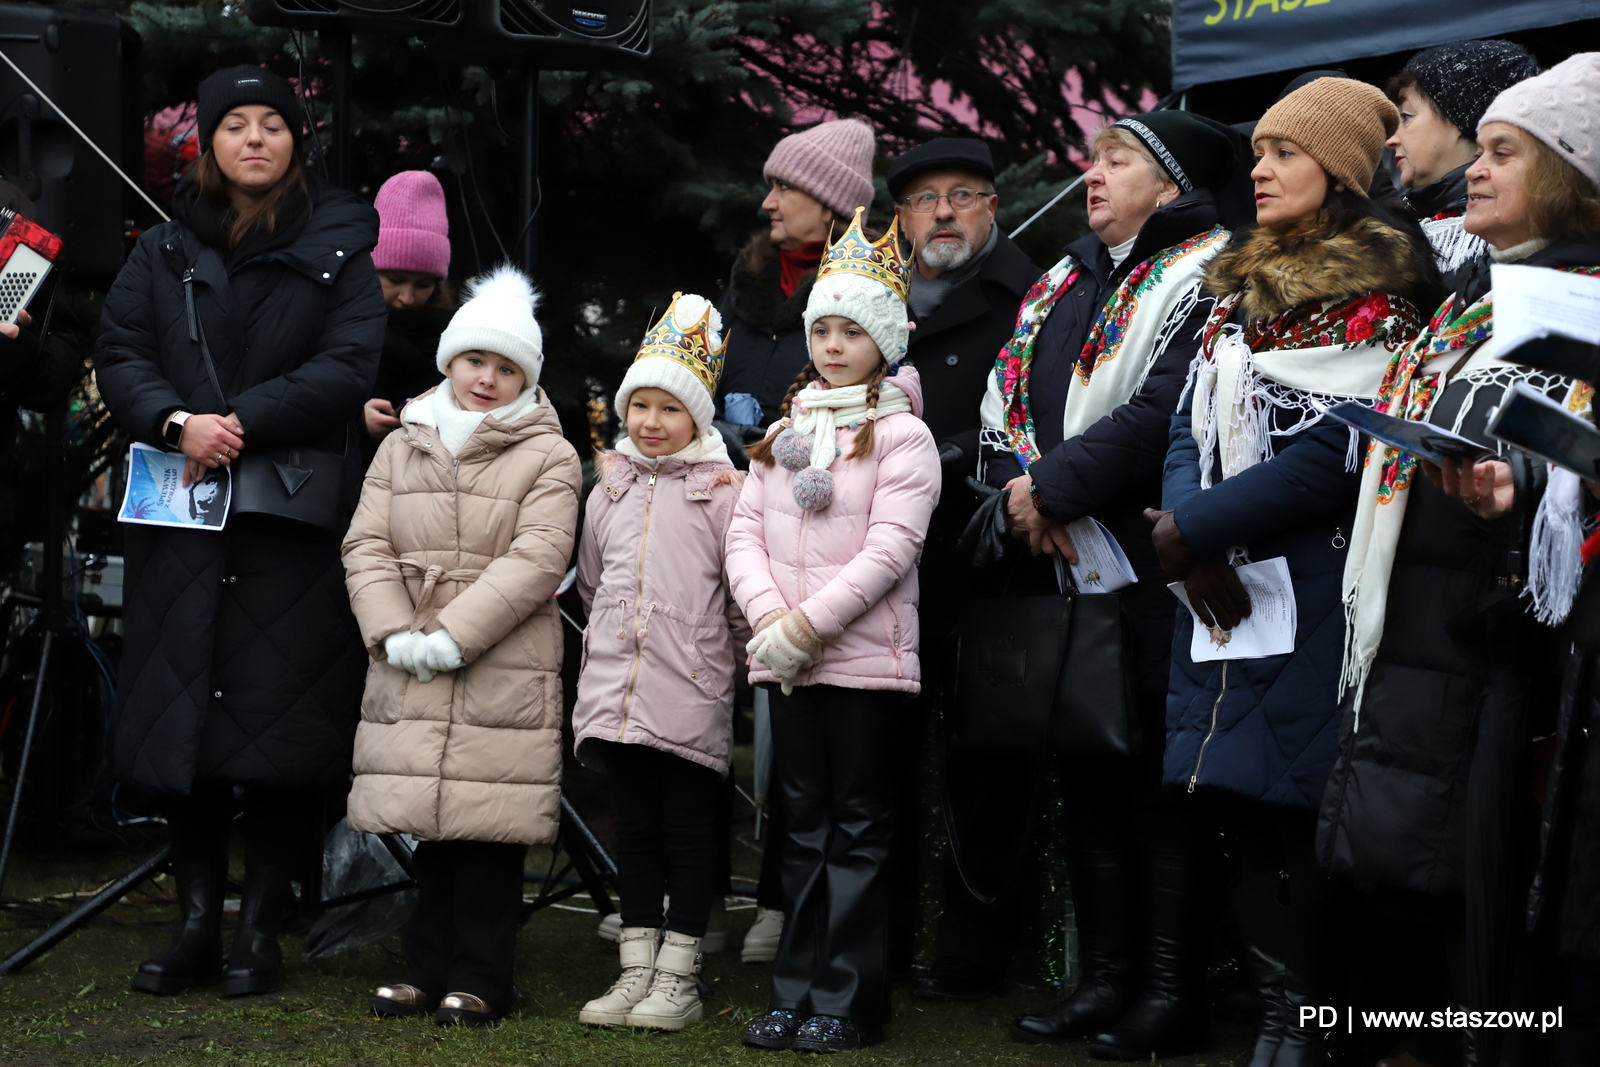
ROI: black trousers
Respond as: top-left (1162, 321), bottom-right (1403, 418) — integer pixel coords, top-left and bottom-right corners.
top-left (1217, 796), bottom-right (1338, 997)
top-left (164, 781), bottom-right (323, 870)
top-left (931, 689), bottom-right (1190, 979)
top-left (768, 684), bottom-right (901, 1024)
top-left (598, 741), bottom-right (722, 938)
top-left (401, 839), bottom-right (527, 1007)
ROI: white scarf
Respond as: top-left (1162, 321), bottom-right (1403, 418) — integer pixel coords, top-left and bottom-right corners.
top-left (1419, 214), bottom-right (1486, 274)
top-left (404, 383), bottom-right (542, 457)
top-left (1525, 381), bottom-right (1594, 626)
top-left (789, 378), bottom-right (912, 470)
top-left (614, 425), bottom-right (733, 469)
top-left (1338, 333), bottom-right (1568, 723)
top-left (1189, 315), bottom-right (1394, 490)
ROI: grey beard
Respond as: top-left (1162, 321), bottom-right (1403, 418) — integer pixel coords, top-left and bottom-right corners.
top-left (919, 234), bottom-right (974, 272)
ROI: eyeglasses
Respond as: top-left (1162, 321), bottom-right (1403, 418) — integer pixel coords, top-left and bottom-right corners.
top-left (901, 189), bottom-right (994, 212)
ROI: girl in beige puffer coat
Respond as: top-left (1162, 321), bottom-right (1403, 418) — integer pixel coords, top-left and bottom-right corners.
top-left (341, 266), bottom-right (582, 1026)
top-left (573, 294), bottom-right (751, 1033)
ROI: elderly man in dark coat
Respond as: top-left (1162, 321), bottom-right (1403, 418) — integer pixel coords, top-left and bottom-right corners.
top-left (882, 137), bottom-right (1039, 978)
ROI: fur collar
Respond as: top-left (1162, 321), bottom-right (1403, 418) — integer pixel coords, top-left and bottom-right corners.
top-left (727, 231), bottom-right (816, 333)
top-left (1204, 212), bottom-right (1435, 321)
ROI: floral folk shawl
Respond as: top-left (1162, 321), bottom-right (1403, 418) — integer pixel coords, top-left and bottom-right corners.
top-left (982, 224), bottom-right (1229, 469)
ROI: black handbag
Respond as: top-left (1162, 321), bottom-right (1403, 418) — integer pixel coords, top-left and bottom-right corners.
top-left (183, 263), bottom-right (353, 535)
top-left (1052, 586), bottom-right (1140, 756)
top-left (952, 558), bottom-right (1140, 756)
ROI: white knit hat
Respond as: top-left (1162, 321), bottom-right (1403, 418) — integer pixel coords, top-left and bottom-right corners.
top-left (801, 208), bottom-right (911, 364)
top-left (803, 271), bottom-right (910, 364)
top-left (614, 293), bottom-right (725, 433)
top-left (1479, 52), bottom-right (1600, 193)
top-left (436, 263), bottom-right (544, 383)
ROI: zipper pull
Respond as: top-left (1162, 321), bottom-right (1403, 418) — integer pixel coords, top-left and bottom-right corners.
top-left (1188, 775), bottom-right (1197, 794)
top-left (648, 472), bottom-right (657, 488)
top-left (1332, 526), bottom-right (1347, 549)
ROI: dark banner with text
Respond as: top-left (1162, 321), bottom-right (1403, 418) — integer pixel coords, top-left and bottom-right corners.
top-left (1172, 0), bottom-right (1600, 90)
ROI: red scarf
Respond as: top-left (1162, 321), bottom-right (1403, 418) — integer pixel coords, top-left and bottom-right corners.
top-left (777, 241), bottom-right (824, 297)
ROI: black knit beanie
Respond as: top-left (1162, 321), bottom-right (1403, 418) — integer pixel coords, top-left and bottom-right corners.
top-left (1400, 40), bottom-right (1542, 136)
top-left (196, 65), bottom-right (303, 152)
top-left (1110, 111), bottom-right (1249, 196)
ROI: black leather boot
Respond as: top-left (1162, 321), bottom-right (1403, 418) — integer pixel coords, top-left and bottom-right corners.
top-left (1242, 941), bottom-right (1288, 1067)
top-left (1089, 846), bottom-right (1209, 1060)
top-left (1010, 848), bottom-right (1133, 1043)
top-left (1275, 988), bottom-right (1338, 1066)
top-left (220, 865), bottom-right (291, 997)
top-left (132, 859), bottom-right (225, 994)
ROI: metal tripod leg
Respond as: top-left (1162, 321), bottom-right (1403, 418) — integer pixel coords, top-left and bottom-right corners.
top-left (0, 845), bottom-right (170, 974)
top-left (0, 628), bottom-right (54, 900)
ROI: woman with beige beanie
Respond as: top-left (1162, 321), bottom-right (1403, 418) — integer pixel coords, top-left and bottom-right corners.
top-left (1149, 76), bottom-right (1441, 1067)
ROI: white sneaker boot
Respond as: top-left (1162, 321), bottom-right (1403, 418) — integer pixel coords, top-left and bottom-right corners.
top-left (578, 927), bottom-right (657, 1026)
top-left (626, 930), bottom-right (703, 1031)
top-left (741, 907), bottom-right (784, 963)
top-left (597, 911), bottom-right (623, 943)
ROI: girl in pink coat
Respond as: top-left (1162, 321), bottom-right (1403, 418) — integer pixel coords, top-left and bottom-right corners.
top-left (727, 210), bottom-right (941, 1052)
top-left (572, 293), bottom-right (751, 1033)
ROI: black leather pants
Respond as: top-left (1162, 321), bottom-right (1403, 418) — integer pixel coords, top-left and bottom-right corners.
top-left (767, 684), bottom-right (903, 1024)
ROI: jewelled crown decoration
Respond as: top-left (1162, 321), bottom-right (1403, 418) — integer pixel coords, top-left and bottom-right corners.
top-left (816, 207), bottom-right (911, 305)
top-left (634, 291), bottom-right (728, 394)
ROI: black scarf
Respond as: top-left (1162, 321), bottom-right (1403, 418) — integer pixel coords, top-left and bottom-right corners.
top-left (170, 172), bottom-right (313, 267)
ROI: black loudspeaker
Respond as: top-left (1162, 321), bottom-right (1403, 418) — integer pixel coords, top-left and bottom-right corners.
top-left (246, 0), bottom-right (651, 66)
top-left (0, 4), bottom-right (142, 280)
top-left (242, 0), bottom-right (463, 35)
top-left (462, 0), bottom-right (650, 58)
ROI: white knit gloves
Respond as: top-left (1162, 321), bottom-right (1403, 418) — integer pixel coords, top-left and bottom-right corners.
top-left (745, 608), bottom-right (823, 695)
top-left (383, 629), bottom-right (464, 683)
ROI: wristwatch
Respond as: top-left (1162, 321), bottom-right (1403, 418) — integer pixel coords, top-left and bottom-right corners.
top-left (163, 410), bottom-right (193, 450)
top-left (1029, 478), bottom-right (1052, 517)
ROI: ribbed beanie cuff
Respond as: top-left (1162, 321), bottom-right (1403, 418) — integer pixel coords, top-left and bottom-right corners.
top-left (1254, 77), bottom-right (1399, 197)
top-left (763, 118), bottom-right (877, 219)
top-left (373, 171), bottom-right (451, 278)
top-left (615, 358), bottom-right (717, 435)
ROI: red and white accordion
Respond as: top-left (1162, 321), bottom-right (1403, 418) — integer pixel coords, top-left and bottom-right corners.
top-left (0, 208), bottom-right (61, 325)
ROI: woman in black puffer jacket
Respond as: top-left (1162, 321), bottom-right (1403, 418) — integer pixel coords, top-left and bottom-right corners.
top-left (94, 66), bottom-right (384, 1001)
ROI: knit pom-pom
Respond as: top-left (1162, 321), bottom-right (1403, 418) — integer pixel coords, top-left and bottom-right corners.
top-left (773, 428), bottom-right (814, 472)
top-left (463, 262), bottom-right (542, 311)
top-left (792, 466), bottom-right (835, 511)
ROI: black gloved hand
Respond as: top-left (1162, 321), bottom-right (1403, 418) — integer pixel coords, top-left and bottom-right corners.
top-left (956, 476), bottom-right (1009, 569)
top-left (937, 439), bottom-right (969, 470)
top-left (1183, 556), bottom-right (1252, 631)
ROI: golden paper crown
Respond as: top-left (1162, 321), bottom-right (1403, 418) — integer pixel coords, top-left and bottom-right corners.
top-left (816, 208), bottom-right (911, 305)
top-left (633, 292), bottom-right (727, 394)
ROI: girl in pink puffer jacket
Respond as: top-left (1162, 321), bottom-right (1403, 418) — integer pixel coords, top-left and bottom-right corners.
top-left (572, 293), bottom-right (750, 1035)
top-left (726, 210), bottom-right (940, 1053)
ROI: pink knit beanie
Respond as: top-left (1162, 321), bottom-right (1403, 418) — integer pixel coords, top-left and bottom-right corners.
top-left (1480, 53), bottom-right (1600, 193)
top-left (762, 118), bottom-right (876, 218)
top-left (372, 171), bottom-right (450, 278)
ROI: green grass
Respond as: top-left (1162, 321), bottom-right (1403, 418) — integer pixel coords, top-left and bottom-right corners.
top-left (0, 856), bottom-right (1254, 1066)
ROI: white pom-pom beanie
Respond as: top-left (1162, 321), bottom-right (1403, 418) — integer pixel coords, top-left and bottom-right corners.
top-left (615, 293), bottom-right (725, 433)
top-left (803, 271), bottom-right (910, 364)
top-left (436, 263), bottom-right (545, 383)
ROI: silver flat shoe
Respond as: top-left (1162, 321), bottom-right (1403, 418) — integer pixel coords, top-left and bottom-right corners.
top-left (435, 991), bottom-right (501, 1026)
top-left (371, 982), bottom-right (437, 1018)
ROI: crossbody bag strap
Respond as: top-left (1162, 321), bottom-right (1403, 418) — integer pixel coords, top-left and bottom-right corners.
top-left (183, 267), bottom-right (227, 412)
